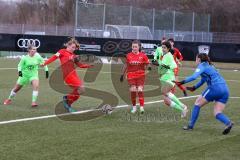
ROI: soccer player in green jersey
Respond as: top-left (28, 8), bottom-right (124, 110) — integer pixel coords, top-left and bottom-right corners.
top-left (152, 41), bottom-right (188, 118)
top-left (154, 37), bottom-right (166, 65)
top-left (3, 45), bottom-right (49, 107)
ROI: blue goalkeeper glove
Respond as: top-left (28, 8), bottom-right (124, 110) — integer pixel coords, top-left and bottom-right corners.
top-left (186, 86), bottom-right (196, 92)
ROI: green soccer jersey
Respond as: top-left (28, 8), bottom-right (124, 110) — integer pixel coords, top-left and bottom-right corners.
top-left (18, 53), bottom-right (48, 78)
top-left (154, 46), bottom-right (163, 63)
top-left (154, 46), bottom-right (163, 74)
top-left (159, 52), bottom-right (177, 83)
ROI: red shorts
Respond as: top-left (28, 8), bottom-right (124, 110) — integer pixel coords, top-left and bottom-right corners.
top-left (174, 68), bottom-right (179, 76)
top-left (64, 75), bottom-right (83, 87)
top-left (127, 77), bottom-right (145, 86)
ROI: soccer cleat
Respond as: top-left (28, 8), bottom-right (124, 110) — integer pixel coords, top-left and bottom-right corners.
top-left (181, 106), bottom-right (188, 118)
top-left (140, 107), bottom-right (144, 114)
top-left (183, 125), bottom-right (193, 131)
top-left (31, 102), bottom-right (38, 107)
top-left (131, 106), bottom-right (137, 114)
top-left (68, 107), bottom-right (77, 113)
top-left (222, 122), bottom-right (234, 135)
top-left (63, 96), bottom-right (70, 109)
top-left (63, 96), bottom-right (76, 113)
top-left (3, 99), bottom-right (11, 105)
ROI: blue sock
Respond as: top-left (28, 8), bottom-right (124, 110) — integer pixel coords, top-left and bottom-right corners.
top-left (189, 105), bottom-right (200, 128)
top-left (216, 113), bottom-right (231, 126)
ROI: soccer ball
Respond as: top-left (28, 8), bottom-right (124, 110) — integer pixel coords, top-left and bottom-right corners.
top-left (101, 104), bottom-right (113, 115)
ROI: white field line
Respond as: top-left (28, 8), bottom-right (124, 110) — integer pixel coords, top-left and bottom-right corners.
top-left (0, 95), bottom-right (239, 125)
top-left (0, 95), bottom-right (199, 125)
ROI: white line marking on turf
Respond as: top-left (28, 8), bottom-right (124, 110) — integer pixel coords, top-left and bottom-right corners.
top-left (0, 95), bottom-right (199, 125)
top-left (229, 97), bottom-right (240, 99)
top-left (0, 96), bottom-right (239, 125)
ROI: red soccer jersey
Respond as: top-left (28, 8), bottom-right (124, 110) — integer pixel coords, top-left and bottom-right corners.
top-left (126, 52), bottom-right (149, 79)
top-left (44, 49), bottom-right (91, 80)
top-left (173, 48), bottom-right (183, 66)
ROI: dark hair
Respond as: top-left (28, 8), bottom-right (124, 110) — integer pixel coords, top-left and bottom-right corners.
top-left (197, 53), bottom-right (213, 65)
top-left (161, 41), bottom-right (174, 54)
top-left (168, 38), bottom-right (174, 43)
top-left (132, 40), bottom-right (142, 51)
top-left (161, 41), bottom-right (171, 49)
top-left (161, 37), bottom-right (167, 44)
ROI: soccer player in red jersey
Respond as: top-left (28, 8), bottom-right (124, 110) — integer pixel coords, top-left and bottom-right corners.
top-left (168, 38), bottom-right (187, 96)
top-left (42, 38), bottom-right (92, 112)
top-left (120, 40), bottom-right (150, 114)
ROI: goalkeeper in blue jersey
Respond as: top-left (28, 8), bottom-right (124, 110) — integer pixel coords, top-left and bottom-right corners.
top-left (3, 45), bottom-right (49, 107)
top-left (174, 53), bottom-right (233, 135)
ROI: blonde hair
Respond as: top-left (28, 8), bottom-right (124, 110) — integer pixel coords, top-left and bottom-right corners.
top-left (64, 37), bottom-right (80, 49)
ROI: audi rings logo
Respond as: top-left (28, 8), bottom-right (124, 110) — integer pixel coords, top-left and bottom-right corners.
top-left (17, 38), bottom-right (41, 48)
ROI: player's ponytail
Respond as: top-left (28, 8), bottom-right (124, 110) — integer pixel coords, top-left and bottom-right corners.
top-left (197, 53), bottom-right (213, 65)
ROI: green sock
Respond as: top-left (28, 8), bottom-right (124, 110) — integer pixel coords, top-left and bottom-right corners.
top-left (167, 92), bottom-right (184, 107)
top-left (32, 91), bottom-right (38, 102)
top-left (170, 101), bottom-right (183, 112)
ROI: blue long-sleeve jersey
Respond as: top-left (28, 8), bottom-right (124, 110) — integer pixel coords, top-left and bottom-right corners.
top-left (183, 62), bottom-right (226, 89)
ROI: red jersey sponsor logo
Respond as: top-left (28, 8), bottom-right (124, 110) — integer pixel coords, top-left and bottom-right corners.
top-left (126, 52), bottom-right (149, 79)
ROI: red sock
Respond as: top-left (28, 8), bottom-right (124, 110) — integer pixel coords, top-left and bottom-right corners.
top-left (67, 88), bottom-right (80, 105)
top-left (138, 92), bottom-right (144, 107)
top-left (69, 95), bottom-right (80, 105)
top-left (130, 91), bottom-right (136, 106)
top-left (178, 84), bottom-right (186, 91)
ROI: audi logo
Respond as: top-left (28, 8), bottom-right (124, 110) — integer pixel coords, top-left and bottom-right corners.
top-left (17, 38), bottom-right (41, 49)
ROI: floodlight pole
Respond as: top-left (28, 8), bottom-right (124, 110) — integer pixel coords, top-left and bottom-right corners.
top-left (173, 11), bottom-right (176, 33)
top-left (208, 14), bottom-right (210, 32)
top-left (103, 3), bottom-right (106, 30)
top-left (152, 8), bottom-right (155, 36)
top-left (192, 12), bottom-right (195, 42)
top-left (129, 6), bottom-right (132, 26)
top-left (75, 0), bottom-right (78, 36)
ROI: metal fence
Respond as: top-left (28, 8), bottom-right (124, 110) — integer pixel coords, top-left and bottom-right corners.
top-left (75, 2), bottom-right (212, 42)
top-left (0, 0), bottom-right (240, 43)
top-left (76, 2), bottom-right (210, 32)
top-left (74, 2), bottom-right (213, 42)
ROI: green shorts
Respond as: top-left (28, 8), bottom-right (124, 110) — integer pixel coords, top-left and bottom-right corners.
top-left (160, 73), bottom-right (175, 87)
top-left (17, 76), bottom-right (39, 86)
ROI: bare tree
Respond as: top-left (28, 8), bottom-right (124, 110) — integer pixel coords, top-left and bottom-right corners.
top-left (0, 0), bottom-right (240, 32)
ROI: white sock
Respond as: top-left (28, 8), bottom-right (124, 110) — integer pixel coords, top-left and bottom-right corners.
top-left (9, 90), bottom-right (16, 99)
top-left (32, 91), bottom-right (39, 102)
top-left (170, 101), bottom-right (183, 112)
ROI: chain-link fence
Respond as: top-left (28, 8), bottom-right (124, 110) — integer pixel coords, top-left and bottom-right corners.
top-left (1, 0), bottom-right (240, 43)
top-left (75, 2), bottom-right (211, 42)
